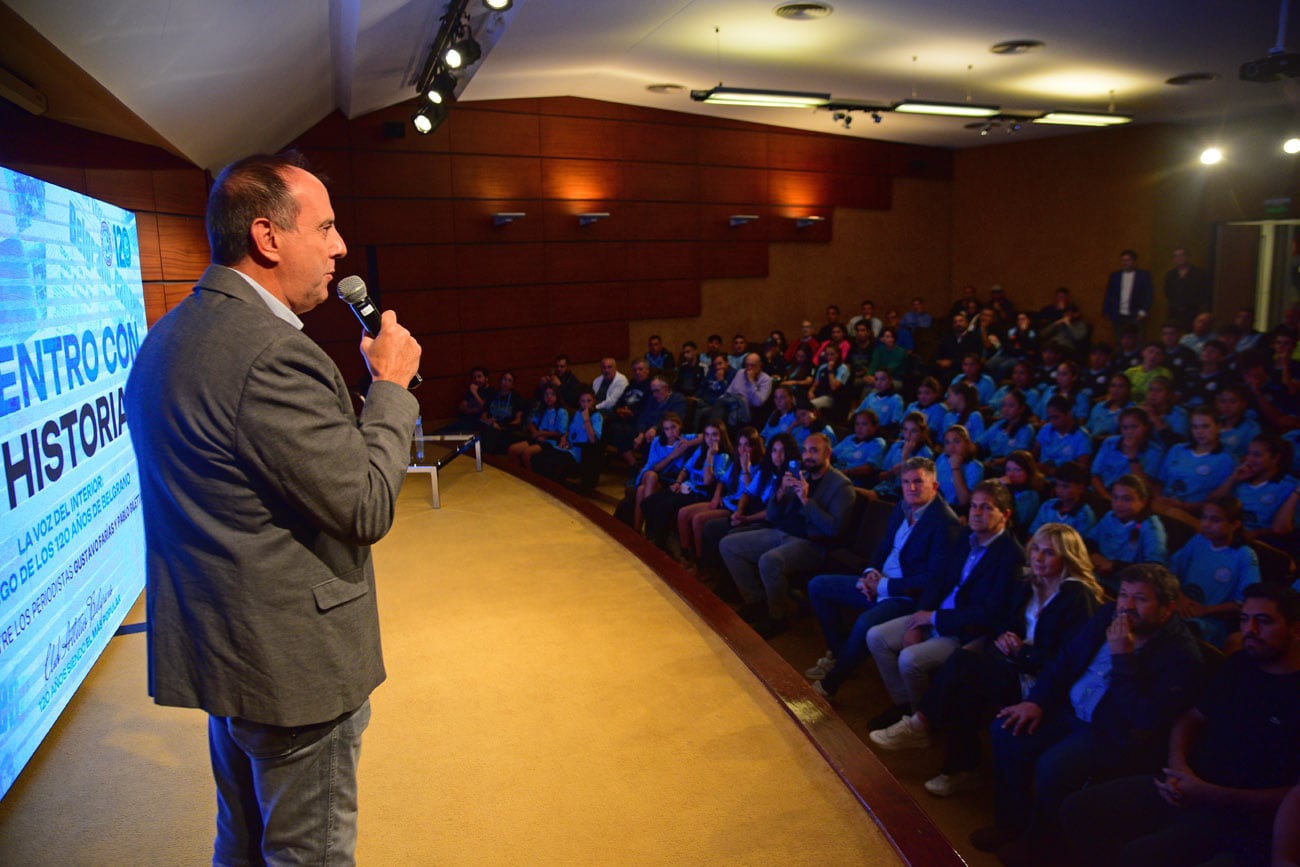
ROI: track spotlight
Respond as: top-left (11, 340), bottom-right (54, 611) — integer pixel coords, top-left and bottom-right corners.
top-left (412, 103), bottom-right (446, 135)
top-left (1285, 138), bottom-right (1300, 155)
top-left (1200, 147), bottom-right (1224, 165)
top-left (484, 0), bottom-right (513, 8)
top-left (871, 112), bottom-right (882, 124)
top-left (413, 112), bottom-right (433, 135)
top-left (424, 70), bottom-right (457, 106)
top-left (445, 35), bottom-right (481, 70)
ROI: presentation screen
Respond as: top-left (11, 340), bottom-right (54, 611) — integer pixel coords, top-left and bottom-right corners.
top-left (0, 165), bottom-right (147, 801)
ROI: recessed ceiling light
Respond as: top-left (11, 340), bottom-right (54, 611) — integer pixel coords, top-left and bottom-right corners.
top-left (646, 83), bottom-right (685, 94)
top-left (990, 39), bottom-right (1044, 55)
top-left (1165, 72), bottom-right (1218, 85)
top-left (774, 3), bottom-right (834, 20)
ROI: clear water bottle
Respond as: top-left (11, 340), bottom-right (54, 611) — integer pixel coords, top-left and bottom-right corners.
top-left (414, 415), bottom-right (425, 461)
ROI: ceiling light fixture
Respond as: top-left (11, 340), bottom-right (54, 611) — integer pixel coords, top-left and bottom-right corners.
top-left (990, 39), bottom-right (1044, 55)
top-left (1200, 147), bottom-right (1224, 165)
top-left (773, 2), bottom-right (834, 20)
top-left (729, 214), bottom-right (760, 227)
top-left (424, 71), bottom-right (457, 105)
top-left (578, 212), bottom-right (610, 226)
top-left (484, 0), bottom-right (513, 10)
top-left (893, 99), bottom-right (999, 118)
top-left (691, 85), bottom-right (830, 108)
top-left (445, 34), bottom-right (482, 69)
top-left (1034, 110), bottom-right (1132, 126)
top-left (795, 216), bottom-right (825, 229)
top-left (1284, 138), bottom-right (1300, 154)
top-left (493, 212), bottom-right (526, 226)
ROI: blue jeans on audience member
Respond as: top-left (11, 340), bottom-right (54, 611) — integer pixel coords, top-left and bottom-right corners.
top-left (719, 527), bottom-right (825, 619)
top-left (808, 574), bottom-right (915, 695)
top-left (208, 699), bottom-right (370, 866)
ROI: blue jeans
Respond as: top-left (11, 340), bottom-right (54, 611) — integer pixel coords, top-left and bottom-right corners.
top-left (989, 710), bottom-right (1094, 835)
top-left (208, 700), bottom-right (370, 866)
top-left (808, 574), bottom-right (914, 694)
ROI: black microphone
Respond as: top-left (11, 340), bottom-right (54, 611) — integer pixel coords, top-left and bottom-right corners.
top-left (336, 275), bottom-right (422, 389)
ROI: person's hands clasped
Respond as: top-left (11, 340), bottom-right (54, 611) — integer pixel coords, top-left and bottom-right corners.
top-left (361, 310), bottom-right (421, 386)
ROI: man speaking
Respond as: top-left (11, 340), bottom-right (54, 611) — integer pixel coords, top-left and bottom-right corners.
top-left (125, 152), bottom-right (422, 864)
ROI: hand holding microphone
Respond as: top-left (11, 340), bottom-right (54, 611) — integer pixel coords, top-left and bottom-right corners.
top-left (337, 275), bottom-right (423, 390)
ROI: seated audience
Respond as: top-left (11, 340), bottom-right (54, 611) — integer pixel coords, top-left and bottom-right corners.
top-left (867, 524), bottom-right (1101, 799)
top-left (1169, 495), bottom-right (1260, 648)
top-left (507, 383), bottom-right (569, 469)
top-left (789, 399), bottom-right (838, 449)
top-left (998, 450), bottom-right (1045, 539)
top-left (535, 354), bottom-right (582, 411)
top-left (1153, 405), bottom-right (1234, 515)
top-left (830, 409), bottom-right (887, 484)
top-left (874, 412), bottom-right (936, 501)
top-left (1062, 583), bottom-right (1299, 867)
top-left (718, 351), bottom-right (772, 426)
top-left (695, 433), bottom-right (794, 576)
top-left (673, 341), bottom-right (707, 395)
top-left (1083, 341), bottom-right (1115, 397)
top-left (865, 481), bottom-right (1025, 730)
top-left (530, 389), bottom-right (602, 487)
top-left (855, 368), bottom-right (904, 429)
top-left (445, 365), bottom-right (489, 433)
top-left (869, 326), bottom-right (909, 382)
top-left (1028, 462), bottom-right (1097, 537)
top-left (479, 370), bottom-right (527, 454)
top-left (904, 376), bottom-right (947, 434)
top-left (1086, 372), bottom-right (1134, 439)
top-left (1091, 406), bottom-right (1164, 498)
top-left (1140, 375), bottom-right (1190, 446)
top-left (1211, 433), bottom-right (1299, 541)
top-left (990, 361), bottom-right (1043, 417)
top-left (806, 457), bottom-right (962, 700)
top-left (942, 380), bottom-right (986, 442)
top-left (972, 564), bottom-right (1202, 863)
top-left (1033, 395), bottom-right (1091, 471)
top-left (1087, 474), bottom-right (1168, 592)
top-left (628, 412), bottom-right (695, 530)
top-left (979, 387), bottom-right (1036, 474)
top-left (807, 343), bottom-right (850, 417)
top-left (626, 375), bottom-right (687, 463)
top-left (1033, 360), bottom-right (1091, 421)
top-left (677, 426), bottom-right (761, 563)
top-left (935, 424), bottom-right (982, 510)
top-left (592, 357), bottom-right (628, 414)
top-left (1217, 383), bottom-right (1263, 460)
top-left (719, 433), bottom-right (855, 637)
top-left (642, 420), bottom-right (731, 549)
top-left (1125, 342), bottom-right (1174, 402)
top-left (643, 334), bottom-right (676, 375)
top-left (759, 385), bottom-right (797, 441)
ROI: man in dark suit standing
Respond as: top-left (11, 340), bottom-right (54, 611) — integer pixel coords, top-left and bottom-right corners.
top-left (1102, 248), bottom-right (1154, 339)
top-left (1162, 246), bottom-right (1212, 330)
top-left (126, 152), bottom-right (422, 865)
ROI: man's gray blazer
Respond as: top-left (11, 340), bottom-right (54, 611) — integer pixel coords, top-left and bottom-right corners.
top-left (126, 265), bottom-right (418, 727)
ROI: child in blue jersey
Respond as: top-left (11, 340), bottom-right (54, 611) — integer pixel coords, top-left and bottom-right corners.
top-left (532, 389), bottom-right (603, 483)
top-left (760, 385), bottom-right (797, 441)
top-left (1086, 373), bottom-right (1134, 439)
top-left (1170, 496), bottom-right (1260, 648)
top-left (979, 387), bottom-right (1036, 475)
top-left (790, 399), bottom-right (838, 449)
top-left (873, 411), bottom-right (934, 501)
top-left (1091, 406), bottom-right (1164, 498)
top-left (1034, 360), bottom-right (1091, 421)
top-left (1216, 385), bottom-right (1262, 460)
top-left (1154, 405), bottom-right (1236, 516)
top-left (507, 383), bottom-right (571, 469)
top-left (856, 369), bottom-right (905, 429)
top-left (1211, 434), bottom-right (1300, 542)
top-left (936, 424), bottom-right (983, 510)
top-left (996, 450), bottom-right (1045, 540)
top-left (678, 426), bottom-right (761, 561)
top-left (1087, 474), bottom-right (1168, 593)
top-left (943, 380), bottom-right (986, 442)
top-left (991, 361), bottom-right (1043, 419)
top-left (1028, 461), bottom-right (1097, 537)
top-left (694, 433), bottom-right (797, 574)
top-left (1034, 394), bottom-right (1092, 471)
top-left (1140, 376), bottom-right (1189, 447)
top-left (832, 409), bottom-right (888, 484)
top-left (632, 413), bottom-right (696, 532)
top-left (905, 377), bottom-right (948, 435)
top-left (642, 420), bottom-right (733, 547)
top-left (951, 353), bottom-right (997, 407)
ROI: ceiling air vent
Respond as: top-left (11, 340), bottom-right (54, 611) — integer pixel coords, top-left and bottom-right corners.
top-left (774, 3), bottom-right (834, 21)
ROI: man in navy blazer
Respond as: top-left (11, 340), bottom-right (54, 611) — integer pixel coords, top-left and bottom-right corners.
top-left (1102, 248), bottom-right (1155, 338)
top-left (126, 152), bottom-right (422, 865)
top-left (806, 457), bottom-right (963, 698)
top-left (866, 481), bottom-right (1026, 726)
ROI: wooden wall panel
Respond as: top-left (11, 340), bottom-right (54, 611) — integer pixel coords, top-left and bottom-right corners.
top-left (350, 199), bottom-right (456, 246)
top-left (394, 288), bottom-right (461, 335)
top-left (769, 170), bottom-right (837, 208)
top-left (458, 284), bottom-right (550, 331)
top-left (698, 205), bottom-right (771, 242)
top-left (625, 279), bottom-right (701, 319)
top-left (135, 212), bottom-right (162, 282)
top-left (547, 282), bottom-right (630, 324)
top-left (411, 375), bottom-right (465, 422)
top-left (142, 283), bottom-right (166, 325)
top-left (619, 121), bottom-right (699, 165)
top-left (452, 199), bottom-right (546, 244)
top-left (449, 108), bottom-right (542, 157)
top-left (544, 242), bottom-right (636, 284)
top-left (375, 244), bottom-right (451, 291)
top-left (698, 243), bottom-right (768, 279)
top-left (152, 167), bottom-right (208, 214)
top-left (466, 326), bottom-right (556, 372)
top-left (551, 321), bottom-right (629, 363)
top-left (625, 242), bottom-right (700, 281)
top-left (697, 128), bottom-right (769, 168)
top-left (540, 115), bottom-right (624, 161)
top-left (299, 149), bottom-right (355, 200)
top-left (456, 241), bottom-right (546, 288)
top-left (351, 152), bottom-right (452, 198)
top-left (85, 167), bottom-right (155, 212)
top-left (700, 167), bottom-right (768, 205)
top-left (767, 132), bottom-right (837, 172)
top-left (450, 154), bottom-right (543, 200)
top-left (156, 215), bottom-right (210, 282)
top-left (541, 157), bottom-right (623, 201)
top-left (414, 329), bottom-right (464, 375)
top-left (622, 162), bottom-right (700, 203)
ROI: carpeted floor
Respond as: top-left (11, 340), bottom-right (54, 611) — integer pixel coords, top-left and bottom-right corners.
top-left (0, 457), bottom-right (906, 865)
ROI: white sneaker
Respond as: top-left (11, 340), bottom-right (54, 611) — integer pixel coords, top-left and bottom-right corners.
top-left (868, 714), bottom-right (931, 751)
top-left (804, 653), bottom-right (836, 680)
top-left (924, 771), bottom-right (981, 797)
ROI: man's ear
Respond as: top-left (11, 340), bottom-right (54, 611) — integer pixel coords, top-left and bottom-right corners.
top-left (248, 217), bottom-right (281, 263)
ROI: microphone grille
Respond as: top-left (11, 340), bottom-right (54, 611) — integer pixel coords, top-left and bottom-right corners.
top-left (336, 275), bottom-right (368, 303)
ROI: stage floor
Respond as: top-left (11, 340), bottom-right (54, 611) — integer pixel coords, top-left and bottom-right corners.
top-left (0, 459), bottom-right (907, 864)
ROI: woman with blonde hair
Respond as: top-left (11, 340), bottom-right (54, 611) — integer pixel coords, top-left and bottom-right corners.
top-left (867, 523), bottom-right (1103, 799)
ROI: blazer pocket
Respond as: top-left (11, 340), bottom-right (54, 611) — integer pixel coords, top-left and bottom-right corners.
top-left (312, 574), bottom-right (370, 611)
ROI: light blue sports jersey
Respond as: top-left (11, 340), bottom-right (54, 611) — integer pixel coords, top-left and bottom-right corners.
top-left (935, 454), bottom-right (984, 505)
top-left (1170, 535), bottom-right (1260, 647)
top-left (859, 391), bottom-right (905, 427)
top-left (1219, 419), bottom-right (1262, 461)
top-left (1235, 476), bottom-right (1299, 532)
top-left (1028, 498), bottom-right (1097, 536)
top-left (1036, 424), bottom-right (1092, 466)
top-left (872, 442), bottom-right (934, 499)
top-left (1086, 511), bottom-right (1167, 566)
top-left (906, 400), bottom-right (947, 434)
top-left (832, 435), bottom-right (887, 472)
top-left (978, 419), bottom-right (1036, 460)
top-left (1091, 436), bottom-right (1164, 488)
top-left (1086, 402), bottom-right (1131, 438)
top-left (1156, 444), bottom-right (1235, 502)
top-left (942, 409), bottom-right (986, 441)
